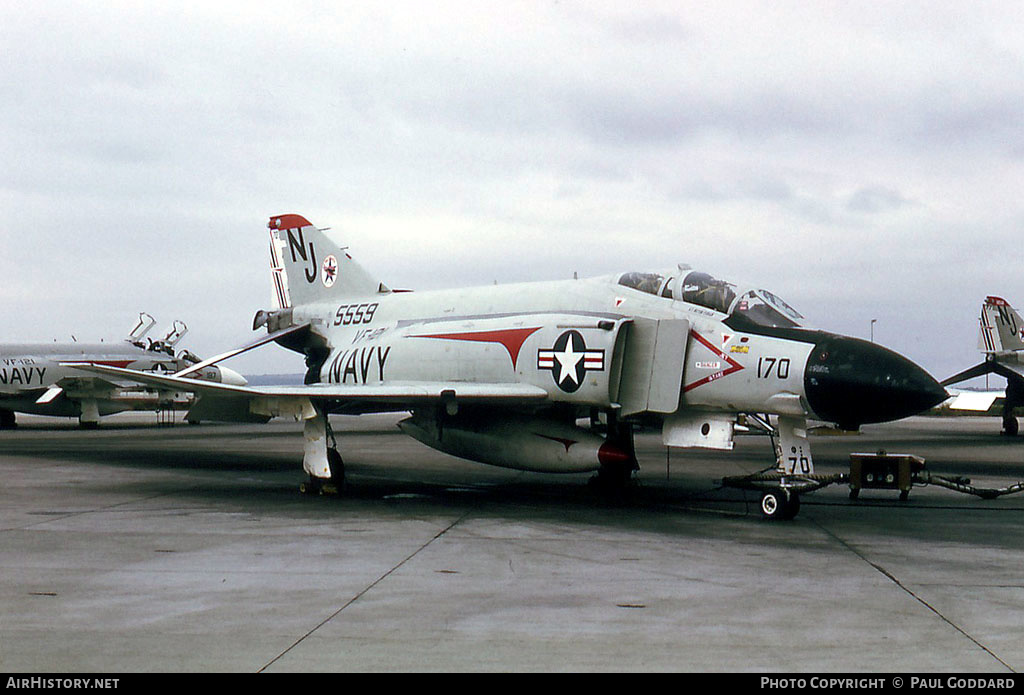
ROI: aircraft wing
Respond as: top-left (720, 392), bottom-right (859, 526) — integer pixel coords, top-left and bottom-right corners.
top-left (66, 363), bottom-right (550, 406)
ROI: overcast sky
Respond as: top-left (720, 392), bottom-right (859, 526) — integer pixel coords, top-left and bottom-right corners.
top-left (2, 1), bottom-right (1022, 382)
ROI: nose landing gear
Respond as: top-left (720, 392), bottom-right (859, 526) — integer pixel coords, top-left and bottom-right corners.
top-left (759, 488), bottom-right (800, 521)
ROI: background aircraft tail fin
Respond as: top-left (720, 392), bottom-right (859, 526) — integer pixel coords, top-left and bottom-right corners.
top-left (267, 214), bottom-right (386, 308)
top-left (978, 296), bottom-right (1024, 353)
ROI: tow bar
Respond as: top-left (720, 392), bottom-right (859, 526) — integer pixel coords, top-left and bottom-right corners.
top-left (723, 450), bottom-right (1024, 519)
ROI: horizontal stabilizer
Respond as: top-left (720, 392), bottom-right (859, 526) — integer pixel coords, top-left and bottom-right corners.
top-left (173, 322), bottom-right (311, 378)
top-left (989, 361), bottom-right (1024, 382)
top-left (941, 361), bottom-right (996, 387)
top-left (942, 360), bottom-right (1024, 389)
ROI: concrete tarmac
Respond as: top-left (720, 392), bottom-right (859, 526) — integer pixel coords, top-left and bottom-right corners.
top-left (1, 413), bottom-right (1023, 673)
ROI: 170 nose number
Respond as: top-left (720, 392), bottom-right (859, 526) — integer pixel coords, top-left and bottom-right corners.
top-left (757, 357), bottom-right (791, 379)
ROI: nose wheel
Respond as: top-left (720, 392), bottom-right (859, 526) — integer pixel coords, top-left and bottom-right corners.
top-left (760, 489), bottom-right (800, 520)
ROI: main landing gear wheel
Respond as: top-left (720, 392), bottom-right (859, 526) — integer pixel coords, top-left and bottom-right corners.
top-left (1002, 414), bottom-right (1019, 437)
top-left (588, 462), bottom-right (635, 494)
top-left (760, 489), bottom-right (800, 520)
top-left (327, 447), bottom-right (345, 488)
top-left (300, 448), bottom-right (346, 496)
top-left (587, 414), bottom-right (638, 498)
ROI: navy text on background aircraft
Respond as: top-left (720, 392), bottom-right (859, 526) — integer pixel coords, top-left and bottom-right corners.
top-left (942, 296), bottom-right (1024, 436)
top-left (76, 214), bottom-right (948, 519)
top-left (1, 314), bottom-right (247, 428)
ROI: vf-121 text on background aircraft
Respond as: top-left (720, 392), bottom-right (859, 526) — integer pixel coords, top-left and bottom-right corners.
top-left (77, 214), bottom-right (947, 519)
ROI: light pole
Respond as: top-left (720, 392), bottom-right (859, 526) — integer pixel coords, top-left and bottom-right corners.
top-left (870, 319), bottom-right (877, 343)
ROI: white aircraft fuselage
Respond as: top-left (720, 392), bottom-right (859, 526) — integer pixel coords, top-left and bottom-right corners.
top-left (73, 214), bottom-right (948, 518)
top-left (286, 270), bottom-right (945, 474)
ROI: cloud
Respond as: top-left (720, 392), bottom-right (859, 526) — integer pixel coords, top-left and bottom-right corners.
top-left (846, 186), bottom-right (915, 214)
top-left (1, 1), bottom-right (1022, 381)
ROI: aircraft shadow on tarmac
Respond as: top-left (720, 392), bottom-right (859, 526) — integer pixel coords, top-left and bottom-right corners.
top-left (6, 417), bottom-right (1024, 537)
top-left (3, 423), bottom-right (758, 522)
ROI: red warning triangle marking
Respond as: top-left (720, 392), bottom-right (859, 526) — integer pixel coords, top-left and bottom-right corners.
top-left (684, 330), bottom-right (744, 393)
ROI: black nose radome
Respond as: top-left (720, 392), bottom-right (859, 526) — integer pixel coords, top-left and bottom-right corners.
top-left (804, 336), bottom-right (947, 430)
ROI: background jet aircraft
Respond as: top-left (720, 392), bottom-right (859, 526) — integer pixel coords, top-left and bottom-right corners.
top-left (942, 296), bottom-right (1024, 436)
top-left (0, 314), bottom-right (247, 428)
top-left (77, 214), bottom-right (947, 519)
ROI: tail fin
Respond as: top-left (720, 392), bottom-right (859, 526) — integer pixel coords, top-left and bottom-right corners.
top-left (267, 214), bottom-right (386, 308)
top-left (979, 296), bottom-right (1024, 353)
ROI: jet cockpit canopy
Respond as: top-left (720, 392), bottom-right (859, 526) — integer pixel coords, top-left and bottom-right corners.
top-left (616, 268), bottom-right (804, 328)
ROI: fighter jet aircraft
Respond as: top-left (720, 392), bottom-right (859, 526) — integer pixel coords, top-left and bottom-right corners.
top-left (75, 214), bottom-right (947, 518)
top-left (0, 314), bottom-right (247, 428)
top-left (942, 296), bottom-right (1024, 436)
